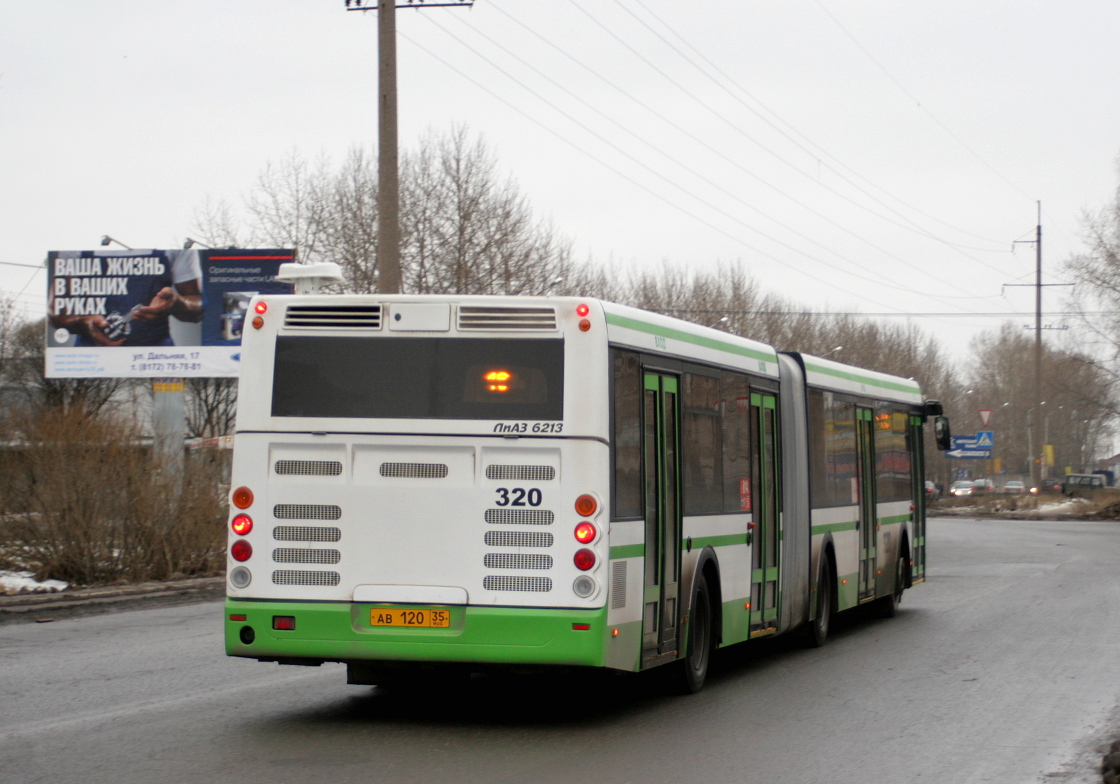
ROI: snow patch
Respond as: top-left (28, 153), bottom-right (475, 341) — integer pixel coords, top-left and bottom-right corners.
top-left (0, 571), bottom-right (69, 595)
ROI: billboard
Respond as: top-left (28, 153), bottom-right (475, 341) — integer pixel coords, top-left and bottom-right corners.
top-left (45, 248), bottom-right (294, 378)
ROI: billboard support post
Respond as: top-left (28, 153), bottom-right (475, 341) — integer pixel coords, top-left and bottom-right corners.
top-left (152, 378), bottom-right (185, 475)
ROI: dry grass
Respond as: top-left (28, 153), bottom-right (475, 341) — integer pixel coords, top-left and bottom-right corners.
top-left (0, 407), bottom-right (226, 585)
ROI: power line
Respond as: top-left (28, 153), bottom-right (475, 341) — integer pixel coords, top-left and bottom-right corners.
top-left (811, 0), bottom-right (1036, 204)
top-left (626, 0), bottom-right (1011, 251)
top-left (400, 28), bottom-right (911, 313)
top-left (437, 12), bottom-right (976, 308)
top-left (482, 2), bottom-right (999, 305)
top-left (563, 0), bottom-right (1015, 280)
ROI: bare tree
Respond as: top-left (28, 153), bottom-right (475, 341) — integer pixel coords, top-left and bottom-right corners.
top-left (185, 378), bottom-right (238, 439)
top-left (245, 150), bottom-right (333, 262)
top-left (190, 195), bottom-right (244, 249)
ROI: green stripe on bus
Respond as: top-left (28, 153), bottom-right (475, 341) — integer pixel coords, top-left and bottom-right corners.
top-left (804, 362), bottom-right (921, 395)
top-left (812, 520), bottom-right (857, 535)
top-left (605, 312), bottom-right (779, 364)
top-left (686, 533), bottom-right (749, 550)
top-left (879, 513), bottom-right (912, 525)
top-left (610, 543), bottom-right (645, 560)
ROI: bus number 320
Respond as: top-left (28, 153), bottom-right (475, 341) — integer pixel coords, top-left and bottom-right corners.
top-left (494, 488), bottom-right (543, 507)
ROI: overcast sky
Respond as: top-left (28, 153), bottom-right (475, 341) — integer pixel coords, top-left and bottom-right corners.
top-left (2, 1), bottom-right (1118, 362)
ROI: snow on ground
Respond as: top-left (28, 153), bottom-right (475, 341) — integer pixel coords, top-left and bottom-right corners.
top-left (1034, 499), bottom-right (1091, 516)
top-left (0, 570), bottom-right (68, 595)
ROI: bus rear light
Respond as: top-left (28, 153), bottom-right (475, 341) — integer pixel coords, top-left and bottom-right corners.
top-left (229, 614), bottom-right (247, 622)
top-left (575, 303), bottom-right (590, 317)
top-left (252, 316), bottom-right (264, 330)
top-left (578, 319), bottom-right (591, 332)
top-left (232, 487), bottom-right (254, 509)
top-left (572, 623), bottom-right (591, 631)
top-left (254, 301), bottom-right (268, 314)
top-left (272, 616), bottom-right (296, 631)
top-left (231, 514), bottom-right (253, 535)
top-left (574, 494), bottom-right (598, 517)
top-left (229, 566), bottom-right (252, 588)
top-left (572, 574), bottom-right (596, 597)
top-left (230, 540), bottom-right (253, 562)
top-left (574, 548), bottom-right (596, 571)
top-left (574, 522), bottom-right (597, 544)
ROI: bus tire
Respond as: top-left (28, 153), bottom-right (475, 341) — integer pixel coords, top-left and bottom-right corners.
top-left (876, 553), bottom-right (907, 618)
top-left (805, 557), bottom-right (834, 648)
top-left (677, 574), bottom-right (714, 694)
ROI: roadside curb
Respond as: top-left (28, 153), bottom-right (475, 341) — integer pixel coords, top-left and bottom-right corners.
top-left (0, 575), bottom-right (226, 624)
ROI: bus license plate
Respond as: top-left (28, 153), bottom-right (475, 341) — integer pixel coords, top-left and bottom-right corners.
top-left (370, 608), bottom-right (450, 628)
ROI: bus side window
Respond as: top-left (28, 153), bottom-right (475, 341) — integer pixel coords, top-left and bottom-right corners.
top-left (721, 372), bottom-right (751, 512)
top-left (613, 350), bottom-right (643, 519)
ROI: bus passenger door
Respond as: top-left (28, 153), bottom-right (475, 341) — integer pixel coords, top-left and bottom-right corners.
top-left (855, 407), bottom-right (877, 602)
top-left (749, 391), bottom-right (780, 634)
top-left (642, 372), bottom-right (681, 664)
top-left (909, 415), bottom-right (926, 582)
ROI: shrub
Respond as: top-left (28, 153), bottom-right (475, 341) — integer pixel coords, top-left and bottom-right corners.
top-left (0, 406), bottom-right (226, 585)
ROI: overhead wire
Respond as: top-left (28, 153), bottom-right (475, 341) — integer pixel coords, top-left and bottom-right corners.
top-left (439, 12), bottom-right (978, 308)
top-left (627, 0), bottom-right (1012, 251)
top-left (566, 0), bottom-right (1017, 282)
top-left (483, 1), bottom-right (997, 307)
top-left (811, 0), bottom-right (1037, 205)
top-left (399, 27), bottom-right (909, 313)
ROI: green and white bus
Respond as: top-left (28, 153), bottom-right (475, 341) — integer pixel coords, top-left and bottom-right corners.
top-left (224, 294), bottom-right (948, 692)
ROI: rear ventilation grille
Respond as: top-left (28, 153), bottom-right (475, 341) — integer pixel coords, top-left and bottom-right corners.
top-left (272, 570), bottom-right (341, 586)
top-left (273, 548), bottom-right (341, 565)
top-left (611, 560), bottom-right (628, 609)
top-left (273, 526), bottom-right (342, 543)
top-left (484, 553), bottom-right (553, 570)
top-left (484, 531), bottom-right (554, 548)
top-left (458, 306), bottom-right (557, 331)
top-left (275, 460), bottom-right (343, 476)
top-left (483, 576), bottom-right (552, 592)
top-left (380, 462), bottom-right (449, 479)
top-left (284, 304), bottom-right (382, 329)
top-left (485, 465), bottom-right (556, 481)
top-left (273, 504), bottom-right (342, 521)
top-left (484, 509), bottom-right (554, 526)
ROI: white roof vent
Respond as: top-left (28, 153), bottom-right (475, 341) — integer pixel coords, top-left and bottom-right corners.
top-left (275, 262), bottom-right (344, 294)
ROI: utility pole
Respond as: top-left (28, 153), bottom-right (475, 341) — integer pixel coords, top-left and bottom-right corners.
top-left (345, 0), bottom-right (474, 294)
top-left (1006, 202), bottom-right (1073, 487)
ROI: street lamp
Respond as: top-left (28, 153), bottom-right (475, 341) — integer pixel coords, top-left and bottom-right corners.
top-left (100, 235), bottom-right (132, 250)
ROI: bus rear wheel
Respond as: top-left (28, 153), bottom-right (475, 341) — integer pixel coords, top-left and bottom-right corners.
top-left (677, 574), bottom-right (714, 694)
top-left (876, 553), bottom-right (907, 618)
top-left (805, 558), bottom-right (833, 648)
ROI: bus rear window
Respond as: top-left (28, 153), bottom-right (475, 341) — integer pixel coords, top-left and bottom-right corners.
top-left (271, 336), bottom-right (564, 420)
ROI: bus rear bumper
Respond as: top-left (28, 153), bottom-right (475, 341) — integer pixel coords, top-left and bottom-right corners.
top-left (225, 599), bottom-right (609, 669)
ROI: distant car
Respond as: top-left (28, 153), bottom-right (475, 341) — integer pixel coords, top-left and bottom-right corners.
top-left (1031, 480), bottom-right (1062, 494)
top-left (949, 480), bottom-right (975, 497)
top-left (971, 479), bottom-right (995, 495)
top-left (1001, 481), bottom-right (1026, 494)
top-left (1062, 473), bottom-right (1111, 497)
top-left (925, 480), bottom-right (940, 500)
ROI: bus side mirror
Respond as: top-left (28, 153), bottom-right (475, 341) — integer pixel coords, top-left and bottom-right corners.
top-left (933, 416), bottom-right (951, 451)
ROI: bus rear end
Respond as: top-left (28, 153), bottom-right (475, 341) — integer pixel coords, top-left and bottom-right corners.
top-left (224, 296), bottom-right (614, 677)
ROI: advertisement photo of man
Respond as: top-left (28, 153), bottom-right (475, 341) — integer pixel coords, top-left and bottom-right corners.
top-left (48, 248), bottom-right (203, 347)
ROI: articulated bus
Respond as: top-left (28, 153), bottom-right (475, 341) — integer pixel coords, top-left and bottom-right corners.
top-left (225, 294), bottom-right (948, 692)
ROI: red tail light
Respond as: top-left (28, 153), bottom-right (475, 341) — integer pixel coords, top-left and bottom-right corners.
top-left (254, 301), bottom-right (268, 314)
top-left (231, 514), bottom-right (253, 535)
top-left (272, 616), bottom-right (296, 631)
top-left (230, 540), bottom-right (253, 562)
top-left (574, 548), bottom-right (596, 571)
top-left (574, 522), bottom-right (597, 544)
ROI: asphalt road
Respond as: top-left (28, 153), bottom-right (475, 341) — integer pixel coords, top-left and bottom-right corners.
top-left (2, 516), bottom-right (1119, 784)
